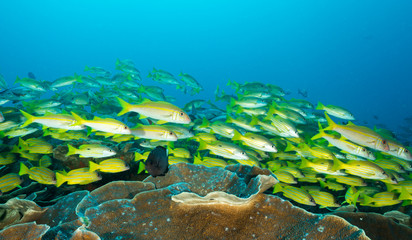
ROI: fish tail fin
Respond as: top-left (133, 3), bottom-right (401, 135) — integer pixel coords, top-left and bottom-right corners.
top-left (229, 98), bottom-right (236, 108)
top-left (137, 161), bottom-right (146, 174)
top-left (232, 129), bottom-right (243, 141)
top-left (273, 183), bottom-right (283, 194)
top-left (193, 152), bottom-right (202, 164)
top-left (55, 172), bottom-right (67, 187)
top-left (284, 142), bottom-right (296, 152)
top-left (18, 137), bottom-right (28, 150)
top-left (324, 113), bottom-right (336, 130)
top-left (267, 104), bottom-right (277, 117)
top-left (89, 161), bottom-right (99, 172)
top-left (225, 114), bottom-right (233, 123)
top-left (361, 194), bottom-right (373, 205)
top-left (385, 183), bottom-right (394, 192)
top-left (134, 152), bottom-right (145, 162)
top-left (316, 101), bottom-right (325, 110)
top-left (19, 110), bottom-right (35, 128)
top-left (199, 118), bottom-right (210, 129)
top-left (71, 112), bottom-right (85, 126)
top-left (399, 187), bottom-right (411, 201)
top-left (299, 157), bottom-right (311, 169)
top-left (66, 145), bottom-right (77, 156)
top-left (250, 115), bottom-right (260, 126)
top-left (116, 97), bottom-right (132, 116)
top-left (197, 139), bottom-right (209, 151)
top-left (18, 162), bottom-right (29, 176)
top-left (331, 157), bottom-right (345, 172)
top-left (311, 130), bottom-right (325, 141)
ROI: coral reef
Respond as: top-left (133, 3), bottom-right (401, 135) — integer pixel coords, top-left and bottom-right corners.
top-left (0, 163), bottom-right (373, 239)
top-left (333, 211), bottom-right (412, 240)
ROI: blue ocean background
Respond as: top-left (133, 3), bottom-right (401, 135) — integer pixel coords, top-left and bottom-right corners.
top-left (1, 0), bottom-right (411, 143)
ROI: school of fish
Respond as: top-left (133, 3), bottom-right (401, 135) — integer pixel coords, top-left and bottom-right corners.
top-left (0, 59), bottom-right (411, 211)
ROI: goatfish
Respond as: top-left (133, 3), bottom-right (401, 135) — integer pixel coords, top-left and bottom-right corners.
top-left (199, 118), bottom-right (236, 138)
top-left (226, 115), bottom-right (261, 132)
top-left (131, 124), bottom-right (178, 141)
top-left (20, 110), bottom-right (86, 130)
top-left (15, 77), bottom-right (47, 92)
top-left (56, 168), bottom-right (101, 187)
top-left (116, 98), bottom-right (191, 124)
top-left (71, 112), bottom-right (131, 134)
top-left (19, 162), bottom-right (56, 185)
top-left (67, 144), bottom-right (116, 158)
top-left (273, 184), bottom-right (316, 206)
top-left (250, 116), bottom-right (299, 138)
top-left (316, 102), bottom-right (355, 120)
top-left (232, 130), bottom-right (277, 152)
top-left (383, 138), bottom-right (412, 161)
top-left (0, 173), bottom-right (22, 193)
top-left (324, 113), bottom-right (389, 152)
top-left (198, 139), bottom-right (249, 160)
top-left (312, 122), bottom-right (375, 160)
top-left (230, 97), bottom-right (267, 109)
top-left (89, 158), bottom-right (129, 173)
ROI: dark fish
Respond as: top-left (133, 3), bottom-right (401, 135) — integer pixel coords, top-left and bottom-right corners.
top-left (145, 146), bottom-right (169, 177)
top-left (28, 72), bottom-right (36, 79)
top-left (298, 89), bottom-right (308, 98)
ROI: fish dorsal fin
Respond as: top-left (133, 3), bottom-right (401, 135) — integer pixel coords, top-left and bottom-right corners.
top-left (157, 120), bottom-right (168, 125)
top-left (347, 121), bottom-right (356, 126)
top-left (140, 98), bottom-right (152, 104)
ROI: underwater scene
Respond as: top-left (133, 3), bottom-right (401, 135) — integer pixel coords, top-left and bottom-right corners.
top-left (1, 1), bottom-right (412, 240)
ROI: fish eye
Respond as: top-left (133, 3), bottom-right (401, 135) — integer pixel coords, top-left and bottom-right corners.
top-left (179, 112), bottom-right (184, 116)
top-left (405, 149), bottom-right (409, 153)
top-left (169, 131), bottom-right (173, 135)
top-left (87, 148), bottom-right (91, 150)
top-left (362, 148), bottom-right (366, 152)
top-left (124, 126), bottom-right (128, 129)
top-left (382, 140), bottom-right (387, 144)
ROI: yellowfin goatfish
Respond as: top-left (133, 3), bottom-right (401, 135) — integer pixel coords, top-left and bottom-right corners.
top-left (232, 130), bottom-right (277, 152)
top-left (226, 115), bottom-right (261, 132)
top-left (71, 112), bottom-right (131, 134)
top-left (89, 158), bottom-right (129, 173)
top-left (312, 123), bottom-right (375, 160)
top-left (0, 173), bottom-right (22, 193)
top-left (116, 98), bottom-right (191, 124)
top-left (316, 102), bottom-right (355, 120)
top-left (19, 162), bottom-right (56, 185)
top-left (15, 77), bottom-right (47, 92)
top-left (324, 113), bottom-right (389, 152)
top-left (198, 139), bottom-right (249, 160)
top-left (20, 110), bottom-right (86, 130)
top-left (383, 138), bottom-right (412, 161)
top-left (56, 168), bottom-right (101, 187)
top-left (131, 124), bottom-right (178, 141)
top-left (230, 97), bottom-right (267, 109)
top-left (67, 144), bottom-right (116, 158)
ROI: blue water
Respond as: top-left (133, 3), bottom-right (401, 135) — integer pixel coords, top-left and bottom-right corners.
top-left (1, 0), bottom-right (411, 140)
